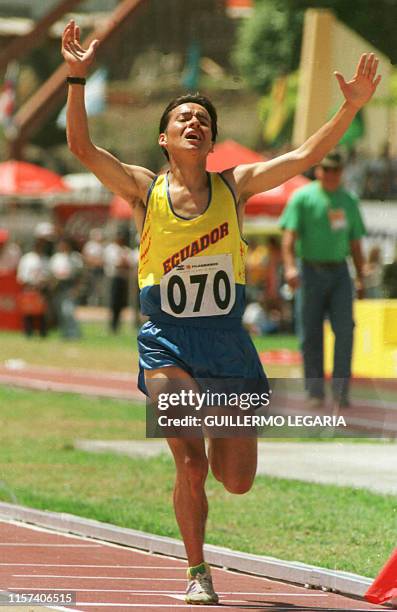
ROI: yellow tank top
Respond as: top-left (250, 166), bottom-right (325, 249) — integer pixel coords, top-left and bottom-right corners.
top-left (138, 172), bottom-right (247, 327)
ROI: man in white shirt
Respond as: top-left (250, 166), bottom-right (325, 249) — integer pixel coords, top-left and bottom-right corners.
top-left (17, 238), bottom-right (50, 337)
top-left (103, 230), bottom-right (135, 333)
top-left (82, 228), bottom-right (105, 306)
top-left (50, 237), bottom-right (83, 339)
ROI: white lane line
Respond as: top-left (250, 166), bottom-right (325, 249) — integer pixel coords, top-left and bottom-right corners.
top-left (0, 543), bottom-right (100, 547)
top-left (166, 592), bottom-right (329, 597)
top-left (8, 579), bottom-right (332, 596)
top-left (77, 606), bottom-right (217, 609)
top-left (14, 575), bottom-right (186, 581)
top-left (1, 564), bottom-right (185, 569)
top-left (73, 606), bottom-right (381, 610)
top-left (8, 588), bottom-right (183, 594)
top-left (6, 587), bottom-right (332, 596)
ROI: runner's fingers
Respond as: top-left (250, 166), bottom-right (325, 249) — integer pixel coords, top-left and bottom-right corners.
top-left (71, 41), bottom-right (84, 55)
top-left (370, 58), bottom-right (379, 80)
top-left (355, 53), bottom-right (367, 77)
top-left (64, 43), bottom-right (82, 61)
top-left (62, 22), bottom-right (73, 46)
top-left (64, 43), bottom-right (76, 59)
top-left (365, 53), bottom-right (375, 77)
top-left (68, 39), bottom-right (85, 56)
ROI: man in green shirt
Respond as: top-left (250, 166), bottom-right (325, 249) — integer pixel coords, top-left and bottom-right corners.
top-left (280, 150), bottom-right (366, 407)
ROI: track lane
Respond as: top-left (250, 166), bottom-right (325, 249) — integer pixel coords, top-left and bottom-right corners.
top-left (0, 520), bottom-right (384, 612)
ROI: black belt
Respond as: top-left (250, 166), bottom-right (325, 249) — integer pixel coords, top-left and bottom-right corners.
top-left (303, 259), bottom-right (345, 269)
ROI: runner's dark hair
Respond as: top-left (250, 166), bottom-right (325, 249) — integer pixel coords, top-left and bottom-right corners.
top-left (159, 93), bottom-right (218, 159)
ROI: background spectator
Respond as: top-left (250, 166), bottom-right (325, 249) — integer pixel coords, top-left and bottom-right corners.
top-left (363, 245), bottom-right (384, 298)
top-left (17, 237), bottom-right (51, 338)
top-left (0, 229), bottom-right (21, 275)
top-left (243, 301), bottom-right (280, 335)
top-left (343, 148), bottom-right (367, 197)
top-left (383, 247), bottom-right (397, 298)
top-left (82, 228), bottom-right (105, 306)
top-left (280, 150), bottom-right (366, 409)
top-left (103, 230), bottom-right (135, 333)
top-left (50, 237), bottom-right (83, 339)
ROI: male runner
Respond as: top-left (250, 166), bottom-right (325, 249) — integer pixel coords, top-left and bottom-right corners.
top-left (62, 20), bottom-right (380, 604)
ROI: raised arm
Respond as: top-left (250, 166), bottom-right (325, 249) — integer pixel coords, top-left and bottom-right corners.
top-left (62, 20), bottom-right (154, 205)
top-left (230, 54), bottom-right (381, 203)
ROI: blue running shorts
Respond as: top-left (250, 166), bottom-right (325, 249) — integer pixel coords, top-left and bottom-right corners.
top-left (137, 319), bottom-right (268, 397)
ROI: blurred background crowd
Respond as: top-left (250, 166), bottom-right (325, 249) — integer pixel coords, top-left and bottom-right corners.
top-left (0, 221), bottom-right (139, 338)
top-left (1, 214), bottom-right (396, 340)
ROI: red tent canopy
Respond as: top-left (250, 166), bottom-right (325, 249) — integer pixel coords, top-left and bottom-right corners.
top-left (0, 160), bottom-right (69, 195)
top-left (245, 175), bottom-right (310, 217)
top-left (226, 0), bottom-right (253, 7)
top-left (206, 140), bottom-right (266, 172)
top-left (109, 194), bottom-right (133, 219)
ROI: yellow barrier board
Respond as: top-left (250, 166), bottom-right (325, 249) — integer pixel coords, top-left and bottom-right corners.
top-left (325, 300), bottom-right (397, 378)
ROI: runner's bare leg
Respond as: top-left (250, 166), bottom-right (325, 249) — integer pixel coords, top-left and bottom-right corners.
top-left (145, 366), bottom-right (208, 567)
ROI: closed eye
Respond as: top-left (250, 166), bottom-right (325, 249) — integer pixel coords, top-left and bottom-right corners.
top-left (177, 112), bottom-right (210, 126)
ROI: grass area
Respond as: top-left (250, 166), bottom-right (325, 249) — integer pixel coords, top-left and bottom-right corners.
top-left (0, 322), bottom-right (299, 374)
top-left (0, 322), bottom-right (139, 372)
top-left (253, 334), bottom-right (299, 352)
top-left (0, 386), bottom-right (395, 578)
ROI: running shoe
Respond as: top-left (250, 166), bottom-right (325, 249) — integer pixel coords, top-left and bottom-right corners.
top-left (185, 562), bottom-right (219, 605)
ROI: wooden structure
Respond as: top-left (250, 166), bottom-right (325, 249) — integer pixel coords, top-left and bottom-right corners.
top-left (8, 0), bottom-right (147, 159)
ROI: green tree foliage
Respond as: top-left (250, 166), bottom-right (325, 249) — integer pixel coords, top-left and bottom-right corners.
top-left (232, 0), bottom-right (304, 93)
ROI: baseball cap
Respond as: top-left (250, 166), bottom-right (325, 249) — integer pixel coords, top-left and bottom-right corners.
top-left (0, 228), bottom-right (9, 243)
top-left (321, 150), bottom-right (345, 169)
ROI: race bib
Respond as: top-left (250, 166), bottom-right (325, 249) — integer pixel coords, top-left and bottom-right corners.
top-left (160, 254), bottom-right (236, 317)
top-left (328, 209), bottom-right (347, 231)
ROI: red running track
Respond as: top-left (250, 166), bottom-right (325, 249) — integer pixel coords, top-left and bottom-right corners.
top-left (0, 520), bottom-right (383, 612)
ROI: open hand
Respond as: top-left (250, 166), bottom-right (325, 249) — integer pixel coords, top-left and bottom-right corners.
top-left (334, 53), bottom-right (381, 110)
top-left (61, 20), bottom-right (99, 77)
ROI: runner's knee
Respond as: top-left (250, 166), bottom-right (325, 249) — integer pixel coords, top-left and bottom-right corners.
top-left (175, 451), bottom-right (209, 488)
top-left (223, 474), bottom-right (254, 495)
top-left (210, 464), bottom-right (254, 493)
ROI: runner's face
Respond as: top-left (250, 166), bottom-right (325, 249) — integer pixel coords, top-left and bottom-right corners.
top-left (159, 103), bottom-right (214, 159)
